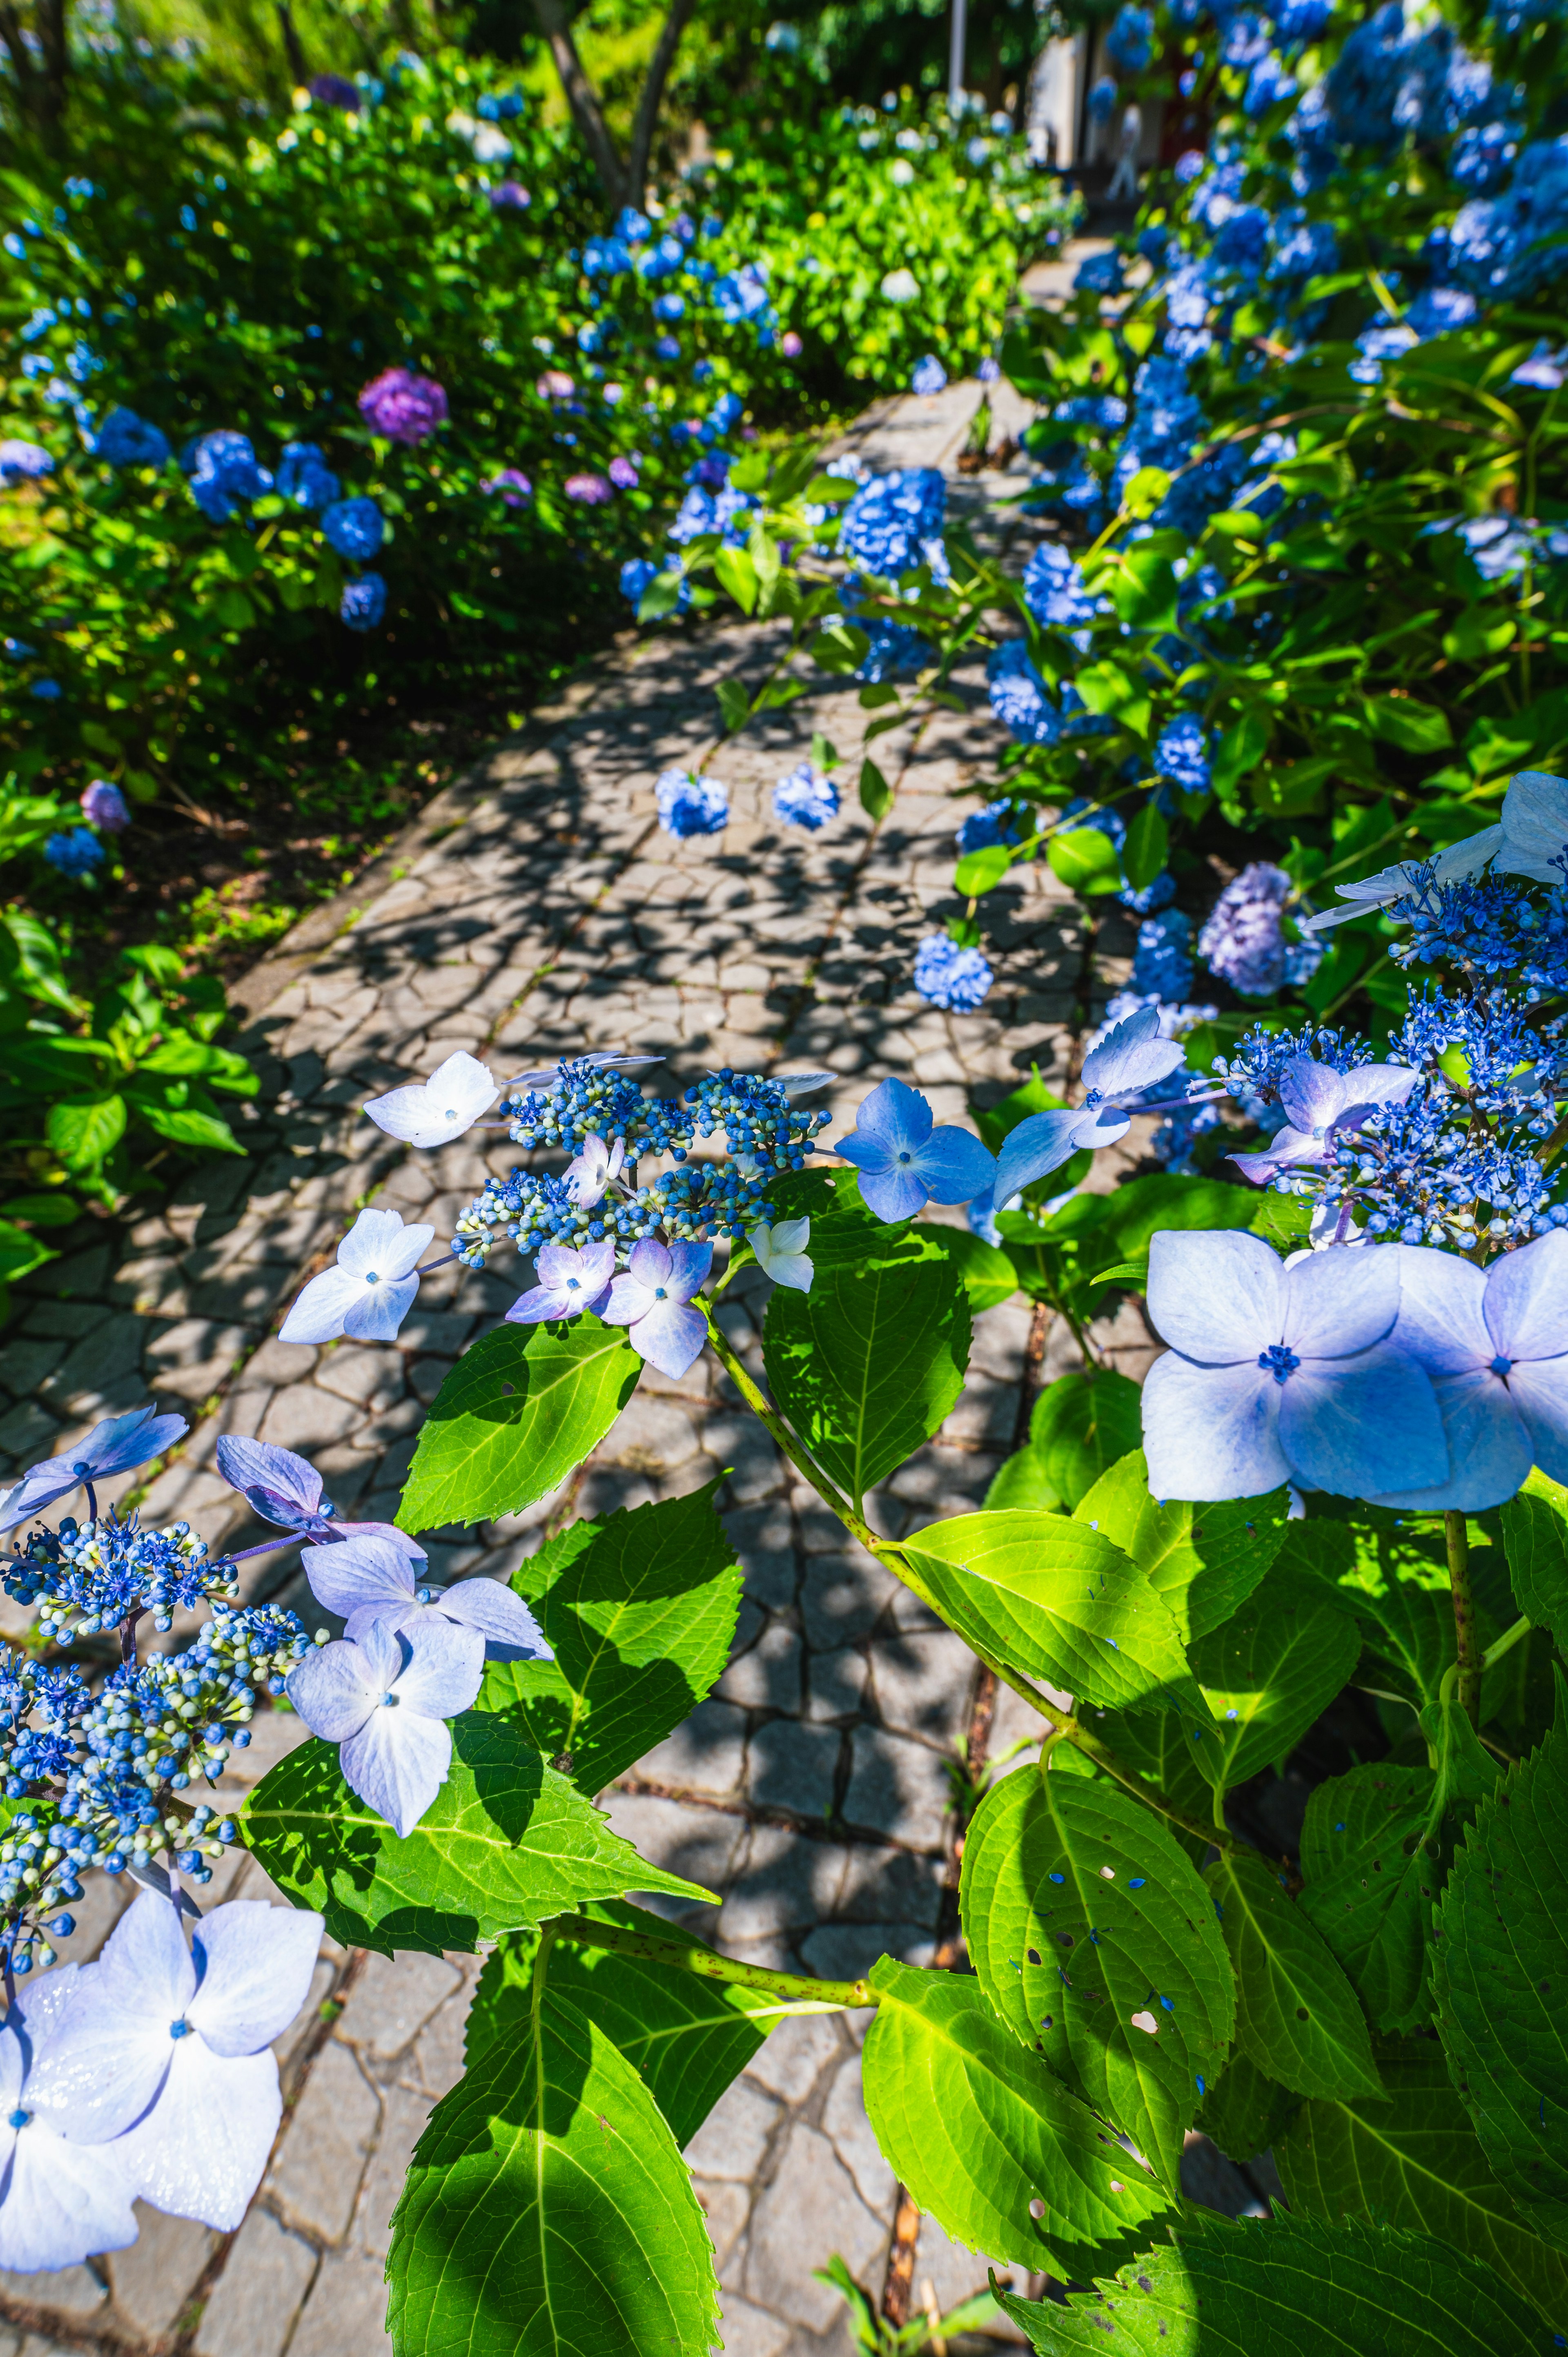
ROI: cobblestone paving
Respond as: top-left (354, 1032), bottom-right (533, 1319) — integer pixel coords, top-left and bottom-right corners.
top-left (0, 375), bottom-right (1255, 2355)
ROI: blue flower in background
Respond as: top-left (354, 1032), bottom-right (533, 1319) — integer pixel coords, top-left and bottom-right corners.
top-left (654, 334), bottom-right (682, 361)
top-left (275, 442), bottom-right (340, 510)
top-left (1200, 861), bottom-right (1321, 997)
top-left (340, 573), bottom-right (387, 631)
top-left (1451, 119), bottom-right (1520, 191)
top-left (913, 934), bottom-right (994, 1010)
top-left (30, 679), bottom-right (62, 700)
top-left (956, 800), bottom-right (1020, 856)
top-left (1023, 542), bottom-right (1098, 629)
top-left (838, 467), bottom-right (948, 581)
top-left (1267, 213), bottom-right (1339, 282)
top-left (477, 89), bottom-right (524, 120)
top-left (622, 556), bottom-right (693, 611)
top-left (1245, 55), bottom-right (1298, 114)
top-left (638, 235), bottom-right (686, 282)
top-left (1276, 0), bottom-right (1332, 38)
top-left (584, 236), bottom-right (633, 278)
top-left (44, 828), bottom-right (106, 879)
top-left (1448, 136), bottom-right (1568, 302)
top-left (92, 408), bottom-right (169, 468)
top-left (773, 763), bottom-right (840, 830)
top-left (713, 265), bottom-right (772, 326)
top-left (987, 640), bottom-right (1059, 746)
top-left (1075, 249), bottom-right (1125, 297)
top-left (911, 355), bottom-right (948, 395)
top-left (1154, 714), bottom-right (1212, 797)
top-left (1134, 907), bottom-right (1196, 999)
top-left (615, 207), bottom-right (652, 244)
top-left (321, 496), bottom-right (385, 561)
top-left (0, 439), bottom-right (52, 484)
top-left (656, 768), bottom-right (728, 838)
top-left (653, 292), bottom-right (685, 323)
top-left (854, 617), bottom-right (931, 682)
top-left (701, 391), bottom-right (744, 444)
top-left (1407, 284), bottom-right (1478, 337)
top-left (1106, 4), bottom-right (1154, 71)
top-left (181, 429), bottom-right (272, 523)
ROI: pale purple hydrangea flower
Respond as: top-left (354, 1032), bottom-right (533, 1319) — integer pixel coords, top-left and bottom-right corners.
top-left (601, 1240), bottom-right (713, 1378)
top-left (363, 1051), bottom-right (497, 1149)
top-left (278, 1207), bottom-right (433, 1345)
top-left (213, 1434), bottom-right (423, 1555)
top-left (286, 1617), bottom-right (485, 1836)
top-left (992, 1004), bottom-right (1188, 1201)
top-left (1198, 861), bottom-right (1321, 997)
top-left (299, 1532), bottom-right (551, 1657)
top-left (0, 1405), bottom-right (188, 1532)
top-left (357, 367), bottom-right (448, 446)
top-left (28, 1894), bottom-right (324, 2230)
top-left (506, 1238), bottom-right (615, 1323)
top-left (80, 779), bottom-right (130, 832)
top-left (0, 1967), bottom-right (138, 2271)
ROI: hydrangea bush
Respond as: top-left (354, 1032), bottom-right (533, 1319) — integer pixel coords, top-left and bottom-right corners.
top-left (5, 783), bottom-right (1568, 2341)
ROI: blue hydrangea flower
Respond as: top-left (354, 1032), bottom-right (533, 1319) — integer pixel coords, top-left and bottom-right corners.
top-left (43, 829), bottom-right (105, 879)
top-left (911, 355), bottom-right (948, 395)
top-left (773, 763), bottom-right (839, 830)
top-left (180, 430), bottom-right (272, 524)
top-left (1452, 118), bottom-right (1521, 192)
top-left (30, 679), bottom-right (62, 701)
top-left (956, 800), bottom-right (1020, 856)
top-left (1106, 5), bottom-right (1154, 71)
top-left (1134, 908), bottom-right (1196, 1000)
top-left (92, 409), bottom-right (169, 468)
top-left (340, 573), bottom-right (387, 631)
top-left (1245, 55), bottom-right (1298, 114)
top-left (0, 439), bottom-right (52, 484)
top-left (1407, 285), bottom-right (1478, 339)
top-left (321, 496), bottom-right (385, 560)
top-left (275, 442), bottom-right (340, 510)
top-left (1199, 861), bottom-right (1321, 997)
top-left (987, 640), bottom-right (1058, 746)
top-left (1089, 76), bottom-right (1118, 122)
top-left (656, 768), bottom-right (728, 838)
top-left (1075, 250), bottom-right (1125, 297)
top-left (838, 467), bottom-right (948, 582)
top-left (855, 617), bottom-right (931, 682)
top-left (1276, 0), bottom-right (1332, 38)
top-left (1023, 543), bottom-right (1098, 629)
top-left (1153, 714), bottom-right (1212, 796)
top-left (1448, 137), bottom-right (1568, 302)
top-left (913, 935), bottom-right (994, 1010)
top-left (833, 1077), bottom-right (996, 1222)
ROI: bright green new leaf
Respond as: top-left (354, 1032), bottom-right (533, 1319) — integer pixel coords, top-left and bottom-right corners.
top-left (1074, 1450), bottom-right (1290, 1642)
top-left (1365, 694), bottom-right (1452, 753)
top-left (1196, 2048), bottom-right (1302, 2163)
top-left (387, 1984), bottom-right (720, 2357)
top-left (467, 1904), bottom-right (771, 2150)
top-left (861, 1957), bottom-right (1174, 2276)
top-left (1029, 1371), bottom-right (1144, 1513)
top-left (715, 674), bottom-right (751, 734)
top-left (479, 1483), bottom-right (743, 1797)
top-left (1277, 2039), bottom-right (1568, 2332)
top-left (986, 1448), bottom-right (1069, 1513)
top-left (1501, 1475), bottom-right (1568, 1655)
top-left (1109, 548), bottom-right (1180, 636)
top-left (1049, 825), bottom-right (1122, 892)
top-left (954, 840), bottom-right (1016, 897)
top-left (902, 1511), bottom-right (1210, 1719)
top-left (1436, 1702), bottom-right (1568, 2247)
top-left (1187, 1566), bottom-right (1362, 1789)
top-left (960, 1768), bottom-right (1233, 2188)
top-left (714, 543), bottom-right (759, 613)
top-left (397, 1318), bottom-right (641, 1533)
top-left (999, 2213), bottom-right (1558, 2355)
top-left (860, 755), bottom-right (893, 819)
top-left (1299, 1763), bottom-right (1443, 2034)
top-left (240, 1715), bottom-right (712, 1957)
top-left (1205, 1849), bottom-right (1383, 2102)
top-left (46, 1092), bottom-right (127, 1168)
top-left (763, 1253), bottom-right (971, 1509)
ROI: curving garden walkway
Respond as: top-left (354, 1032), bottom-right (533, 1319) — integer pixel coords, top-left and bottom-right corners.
top-left (0, 372), bottom-right (1262, 2357)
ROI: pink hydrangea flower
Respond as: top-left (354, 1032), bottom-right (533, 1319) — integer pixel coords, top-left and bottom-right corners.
top-left (564, 471), bottom-right (614, 504)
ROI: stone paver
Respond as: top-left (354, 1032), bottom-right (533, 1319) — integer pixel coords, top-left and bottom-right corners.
top-left (0, 365), bottom-right (1257, 2354)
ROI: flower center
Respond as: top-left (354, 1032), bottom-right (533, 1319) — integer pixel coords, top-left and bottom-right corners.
top-left (381, 1692), bottom-right (399, 1707)
top-left (1084, 1087), bottom-right (1103, 1110)
top-left (444, 1107), bottom-right (457, 1118)
top-left (897, 1151), bottom-right (912, 1164)
top-left (7, 2109), bottom-right (28, 2130)
top-left (71, 1460), bottom-right (91, 1476)
top-left (1258, 1343), bottom-right (1302, 1385)
top-left (654, 1285), bottom-right (668, 1300)
top-left (169, 2020), bottom-right (192, 2040)
top-left (566, 1277), bottom-right (580, 1290)
top-left (1490, 1354), bottom-right (1513, 1378)
top-left (365, 1271), bottom-right (380, 1285)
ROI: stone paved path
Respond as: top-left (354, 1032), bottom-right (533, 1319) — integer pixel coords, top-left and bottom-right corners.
top-left (0, 375), bottom-right (1254, 2357)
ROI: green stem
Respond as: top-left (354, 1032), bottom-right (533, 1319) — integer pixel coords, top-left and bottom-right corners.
top-left (551, 1914), bottom-right (876, 2010)
top-left (700, 1302), bottom-right (1234, 1855)
top-left (1481, 1610), bottom-right (1532, 1676)
top-left (1446, 1509), bottom-right (1482, 1728)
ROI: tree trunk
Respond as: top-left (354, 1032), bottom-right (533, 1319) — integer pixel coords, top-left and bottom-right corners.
top-left (276, 0), bottom-right (308, 88)
top-left (624, 0), bottom-right (696, 213)
top-left (530, 0), bottom-right (627, 211)
top-left (35, 0), bottom-right (66, 138)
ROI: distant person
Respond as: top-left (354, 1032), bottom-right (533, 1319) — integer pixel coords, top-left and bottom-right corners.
top-left (1109, 100), bottom-right (1142, 198)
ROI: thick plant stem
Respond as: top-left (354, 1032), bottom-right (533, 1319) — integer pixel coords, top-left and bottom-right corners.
top-left (1447, 1509), bottom-right (1482, 1727)
top-left (701, 1303), bottom-right (1235, 1854)
top-left (551, 1914), bottom-right (876, 2010)
top-left (1481, 1611), bottom-right (1532, 1675)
